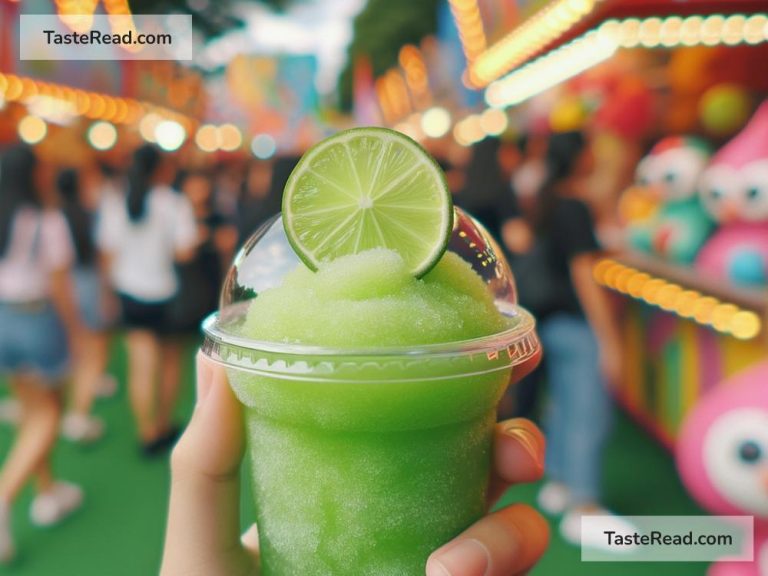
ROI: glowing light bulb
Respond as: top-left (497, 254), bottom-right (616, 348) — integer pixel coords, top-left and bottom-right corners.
top-left (218, 124), bottom-right (242, 152)
top-left (18, 115), bottom-right (47, 144)
top-left (251, 134), bottom-right (276, 159)
top-left (421, 107), bottom-right (452, 138)
top-left (195, 124), bottom-right (219, 153)
top-left (87, 121), bottom-right (117, 151)
top-left (479, 108), bottom-right (508, 136)
top-left (730, 311), bottom-right (761, 340)
top-left (155, 120), bottom-right (186, 151)
top-left (139, 113), bottom-right (161, 142)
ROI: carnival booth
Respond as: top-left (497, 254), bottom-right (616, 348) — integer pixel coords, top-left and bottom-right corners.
top-left (448, 2), bottom-right (768, 571)
top-left (0, 0), bottom-right (203, 166)
top-left (446, 0), bottom-right (768, 446)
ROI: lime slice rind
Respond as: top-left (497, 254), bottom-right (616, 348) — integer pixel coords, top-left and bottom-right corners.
top-left (283, 128), bottom-right (453, 277)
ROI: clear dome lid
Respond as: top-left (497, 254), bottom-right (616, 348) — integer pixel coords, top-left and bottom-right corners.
top-left (202, 207), bottom-right (539, 381)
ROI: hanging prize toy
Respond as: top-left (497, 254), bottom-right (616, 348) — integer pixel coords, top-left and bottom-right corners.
top-left (624, 137), bottom-right (714, 264)
top-left (697, 101), bottom-right (768, 287)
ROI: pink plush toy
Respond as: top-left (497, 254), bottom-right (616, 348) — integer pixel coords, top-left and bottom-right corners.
top-left (677, 361), bottom-right (768, 576)
top-left (697, 101), bottom-right (768, 287)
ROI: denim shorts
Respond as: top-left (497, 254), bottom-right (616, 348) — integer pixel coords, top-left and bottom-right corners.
top-left (0, 301), bottom-right (69, 385)
top-left (73, 266), bottom-right (114, 331)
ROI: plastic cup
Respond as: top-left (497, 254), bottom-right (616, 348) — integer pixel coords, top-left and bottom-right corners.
top-left (201, 209), bottom-right (539, 575)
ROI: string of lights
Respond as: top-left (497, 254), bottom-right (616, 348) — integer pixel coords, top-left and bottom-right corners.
top-left (483, 13), bottom-right (768, 108)
top-left (0, 72), bottom-right (195, 151)
top-left (467, 0), bottom-right (604, 87)
top-left (448, 0), bottom-right (488, 63)
top-left (594, 258), bottom-right (764, 341)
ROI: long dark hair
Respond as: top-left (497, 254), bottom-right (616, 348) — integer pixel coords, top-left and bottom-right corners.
top-left (58, 168), bottom-right (96, 266)
top-left (533, 131), bottom-right (587, 232)
top-left (0, 145), bottom-right (40, 257)
top-left (126, 144), bottom-right (162, 222)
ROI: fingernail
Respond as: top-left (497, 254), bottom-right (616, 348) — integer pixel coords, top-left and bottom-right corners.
top-left (504, 425), bottom-right (543, 470)
top-left (428, 539), bottom-right (489, 576)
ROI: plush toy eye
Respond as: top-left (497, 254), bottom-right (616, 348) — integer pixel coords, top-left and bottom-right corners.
top-left (710, 187), bottom-right (724, 200)
top-left (737, 440), bottom-right (762, 464)
top-left (739, 160), bottom-right (768, 220)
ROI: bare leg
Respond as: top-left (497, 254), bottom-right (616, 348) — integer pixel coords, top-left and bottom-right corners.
top-left (70, 330), bottom-right (110, 417)
top-left (0, 375), bottom-right (61, 505)
top-left (126, 330), bottom-right (161, 443)
top-left (34, 459), bottom-right (55, 494)
top-left (157, 338), bottom-right (184, 436)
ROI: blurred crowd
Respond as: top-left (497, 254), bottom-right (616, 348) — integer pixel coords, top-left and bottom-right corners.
top-left (0, 142), bottom-right (291, 562)
top-left (0, 127), bottom-right (623, 560)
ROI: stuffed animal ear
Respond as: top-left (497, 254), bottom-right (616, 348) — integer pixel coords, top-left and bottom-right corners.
top-left (709, 101), bottom-right (768, 170)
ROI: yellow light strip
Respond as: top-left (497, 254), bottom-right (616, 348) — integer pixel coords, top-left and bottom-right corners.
top-left (0, 72), bottom-right (195, 131)
top-left (603, 13), bottom-right (768, 48)
top-left (468, 0), bottom-right (604, 87)
top-left (485, 29), bottom-right (617, 108)
top-left (398, 44), bottom-right (432, 109)
top-left (594, 258), bottom-right (763, 341)
top-left (448, 0), bottom-right (488, 63)
top-left (485, 13), bottom-right (768, 108)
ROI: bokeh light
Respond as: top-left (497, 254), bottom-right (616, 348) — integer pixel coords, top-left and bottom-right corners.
top-left (155, 120), bottom-right (187, 151)
top-left (18, 115), bottom-right (47, 145)
top-left (420, 107), bottom-right (451, 138)
top-left (479, 108), bottom-right (508, 136)
top-left (251, 134), bottom-right (277, 159)
top-left (195, 124), bottom-right (219, 153)
top-left (218, 123), bottom-right (242, 152)
top-left (139, 113), bottom-right (162, 142)
top-left (87, 121), bottom-right (118, 151)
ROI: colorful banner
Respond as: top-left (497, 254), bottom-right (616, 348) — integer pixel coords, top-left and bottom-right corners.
top-left (617, 298), bottom-right (768, 445)
top-left (217, 53), bottom-right (321, 150)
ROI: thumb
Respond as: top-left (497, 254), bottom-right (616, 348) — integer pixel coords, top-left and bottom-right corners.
top-left (161, 353), bottom-right (248, 576)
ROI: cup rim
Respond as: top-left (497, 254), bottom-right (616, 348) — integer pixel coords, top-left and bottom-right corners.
top-left (201, 301), bottom-right (539, 368)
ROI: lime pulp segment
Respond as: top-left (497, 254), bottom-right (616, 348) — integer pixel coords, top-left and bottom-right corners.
top-left (282, 128), bottom-right (453, 277)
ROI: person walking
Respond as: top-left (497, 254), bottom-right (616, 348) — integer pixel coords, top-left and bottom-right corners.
top-left (0, 146), bottom-right (84, 563)
top-left (97, 145), bottom-right (197, 455)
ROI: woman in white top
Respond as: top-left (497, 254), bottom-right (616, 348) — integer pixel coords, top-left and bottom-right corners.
top-left (0, 146), bottom-right (84, 563)
top-left (97, 145), bottom-right (197, 455)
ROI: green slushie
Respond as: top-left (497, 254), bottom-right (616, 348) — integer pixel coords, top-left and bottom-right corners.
top-left (217, 250), bottom-right (521, 574)
top-left (202, 128), bottom-right (538, 575)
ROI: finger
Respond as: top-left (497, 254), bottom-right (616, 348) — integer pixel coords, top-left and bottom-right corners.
top-left (161, 356), bottom-right (247, 575)
top-left (487, 419), bottom-right (545, 507)
top-left (426, 504), bottom-right (549, 576)
top-left (510, 347), bottom-right (542, 384)
top-left (195, 351), bottom-right (214, 409)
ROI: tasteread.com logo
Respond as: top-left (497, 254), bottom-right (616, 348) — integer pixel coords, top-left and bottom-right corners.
top-left (581, 515), bottom-right (754, 563)
top-left (19, 14), bottom-right (192, 60)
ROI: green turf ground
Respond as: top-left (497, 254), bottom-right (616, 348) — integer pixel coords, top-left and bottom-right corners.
top-left (0, 338), bottom-right (706, 576)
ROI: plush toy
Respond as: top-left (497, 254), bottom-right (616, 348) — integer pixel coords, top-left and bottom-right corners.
top-left (625, 136), bottom-right (714, 264)
top-left (677, 361), bottom-right (768, 576)
top-left (697, 101), bottom-right (768, 287)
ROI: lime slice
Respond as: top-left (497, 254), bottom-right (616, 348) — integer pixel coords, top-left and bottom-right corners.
top-left (282, 127), bottom-right (453, 277)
